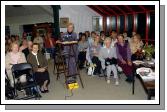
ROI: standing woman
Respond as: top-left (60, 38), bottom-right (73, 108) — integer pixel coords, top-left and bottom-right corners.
top-left (115, 34), bottom-right (134, 83)
top-left (27, 43), bottom-right (50, 93)
top-left (60, 22), bottom-right (78, 76)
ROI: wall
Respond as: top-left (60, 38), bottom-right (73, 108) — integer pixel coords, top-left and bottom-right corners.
top-left (59, 5), bottom-right (101, 33)
top-left (5, 5), bottom-right (101, 36)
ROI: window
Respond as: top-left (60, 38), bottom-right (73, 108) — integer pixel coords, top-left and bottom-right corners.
top-left (136, 13), bottom-right (146, 40)
top-left (127, 14), bottom-right (133, 37)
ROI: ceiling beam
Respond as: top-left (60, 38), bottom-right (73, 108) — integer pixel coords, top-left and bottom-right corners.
top-left (103, 5), bottom-right (118, 16)
top-left (123, 5), bottom-right (134, 13)
top-left (139, 5), bottom-right (147, 11)
top-left (113, 5), bottom-right (126, 15)
top-left (87, 5), bottom-right (104, 16)
top-left (94, 5), bottom-right (112, 16)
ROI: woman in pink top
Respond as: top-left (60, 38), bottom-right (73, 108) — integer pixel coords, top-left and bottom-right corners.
top-left (5, 42), bottom-right (27, 87)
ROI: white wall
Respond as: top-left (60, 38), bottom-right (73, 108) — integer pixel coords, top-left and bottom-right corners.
top-left (59, 5), bottom-right (101, 33)
top-left (5, 5), bottom-right (101, 36)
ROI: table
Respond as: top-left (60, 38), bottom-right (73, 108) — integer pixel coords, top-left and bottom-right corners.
top-left (132, 60), bottom-right (155, 100)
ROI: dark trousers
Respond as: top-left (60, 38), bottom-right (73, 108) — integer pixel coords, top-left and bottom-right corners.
top-left (78, 51), bottom-right (86, 68)
top-left (92, 56), bottom-right (101, 74)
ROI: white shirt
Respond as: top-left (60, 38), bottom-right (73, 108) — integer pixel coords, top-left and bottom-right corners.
top-left (32, 52), bottom-right (39, 65)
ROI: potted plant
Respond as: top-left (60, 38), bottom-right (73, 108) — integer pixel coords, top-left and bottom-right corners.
top-left (142, 44), bottom-right (155, 61)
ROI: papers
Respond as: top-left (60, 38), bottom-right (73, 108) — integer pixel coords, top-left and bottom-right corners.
top-left (136, 67), bottom-right (155, 82)
top-left (133, 60), bottom-right (145, 65)
top-left (62, 41), bottom-right (78, 44)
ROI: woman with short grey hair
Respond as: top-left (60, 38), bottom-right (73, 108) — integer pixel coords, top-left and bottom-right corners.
top-left (99, 37), bottom-right (119, 85)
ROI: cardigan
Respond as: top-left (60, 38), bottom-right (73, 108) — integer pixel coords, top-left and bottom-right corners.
top-left (27, 52), bottom-right (48, 72)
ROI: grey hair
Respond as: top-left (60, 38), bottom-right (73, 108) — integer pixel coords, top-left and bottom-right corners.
top-left (104, 37), bottom-right (112, 44)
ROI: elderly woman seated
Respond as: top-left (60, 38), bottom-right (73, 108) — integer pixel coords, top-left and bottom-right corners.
top-left (115, 34), bottom-right (134, 83)
top-left (98, 37), bottom-right (119, 85)
top-left (86, 35), bottom-right (102, 75)
top-left (78, 33), bottom-right (89, 69)
top-left (5, 42), bottom-right (27, 87)
top-left (27, 43), bottom-right (50, 93)
top-left (130, 34), bottom-right (144, 61)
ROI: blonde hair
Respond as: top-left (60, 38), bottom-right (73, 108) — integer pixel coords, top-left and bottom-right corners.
top-left (10, 42), bottom-right (19, 51)
top-left (67, 22), bottom-right (74, 28)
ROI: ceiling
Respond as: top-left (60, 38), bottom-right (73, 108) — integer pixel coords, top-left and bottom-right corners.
top-left (5, 5), bottom-right (155, 18)
top-left (5, 5), bottom-right (53, 17)
top-left (87, 5), bottom-right (155, 16)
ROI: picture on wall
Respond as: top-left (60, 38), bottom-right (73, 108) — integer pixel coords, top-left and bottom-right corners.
top-left (60, 17), bottom-right (69, 28)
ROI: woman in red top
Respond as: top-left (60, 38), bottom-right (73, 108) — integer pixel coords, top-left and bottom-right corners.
top-left (44, 32), bottom-right (56, 59)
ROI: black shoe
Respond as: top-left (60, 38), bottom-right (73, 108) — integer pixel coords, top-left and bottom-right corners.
top-left (35, 93), bottom-right (42, 98)
top-left (125, 78), bottom-right (132, 83)
top-left (44, 89), bottom-right (49, 93)
top-left (40, 88), bottom-right (45, 93)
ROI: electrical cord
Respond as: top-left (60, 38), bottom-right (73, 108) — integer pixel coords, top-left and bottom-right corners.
top-left (58, 77), bottom-right (75, 100)
top-left (65, 86), bottom-right (74, 100)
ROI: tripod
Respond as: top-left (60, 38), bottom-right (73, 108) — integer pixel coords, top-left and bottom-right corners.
top-left (53, 42), bottom-right (84, 88)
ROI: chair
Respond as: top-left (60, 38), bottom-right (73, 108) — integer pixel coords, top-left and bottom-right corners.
top-left (11, 63), bottom-right (41, 100)
top-left (5, 70), bottom-right (15, 99)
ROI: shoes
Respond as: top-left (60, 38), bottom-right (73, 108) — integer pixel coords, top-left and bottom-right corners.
top-left (107, 79), bottom-right (110, 84)
top-left (44, 89), bottom-right (49, 93)
top-left (115, 81), bottom-right (119, 85)
top-left (125, 78), bottom-right (133, 83)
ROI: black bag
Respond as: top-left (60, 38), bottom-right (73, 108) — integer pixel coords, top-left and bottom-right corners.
top-left (105, 58), bottom-right (117, 66)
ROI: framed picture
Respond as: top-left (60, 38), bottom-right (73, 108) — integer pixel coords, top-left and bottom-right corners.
top-left (92, 16), bottom-right (102, 32)
top-left (60, 17), bottom-right (69, 28)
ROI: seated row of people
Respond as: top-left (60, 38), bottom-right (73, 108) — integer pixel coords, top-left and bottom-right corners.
top-left (5, 42), bottom-right (50, 96)
top-left (77, 31), bottom-right (144, 85)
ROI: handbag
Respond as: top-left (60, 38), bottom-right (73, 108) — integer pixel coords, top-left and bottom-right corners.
top-left (87, 63), bottom-right (95, 76)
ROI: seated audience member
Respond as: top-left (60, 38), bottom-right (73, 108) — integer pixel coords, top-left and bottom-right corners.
top-left (85, 31), bottom-right (90, 40)
top-left (99, 37), bottom-right (119, 85)
top-left (22, 41), bottom-right (33, 58)
top-left (86, 35), bottom-right (102, 75)
top-left (78, 32), bottom-right (83, 40)
top-left (100, 31), bottom-right (106, 46)
top-left (11, 36), bottom-right (16, 43)
top-left (131, 31), bottom-right (137, 38)
top-left (27, 43), bottom-right (50, 93)
top-left (5, 38), bottom-right (12, 54)
top-left (33, 32), bottom-right (44, 51)
top-left (130, 34), bottom-right (144, 61)
top-left (110, 30), bottom-right (118, 47)
top-left (78, 33), bottom-right (89, 69)
top-left (5, 42), bottom-right (27, 87)
top-left (88, 31), bottom-right (96, 46)
top-left (115, 34), bottom-right (133, 83)
top-left (123, 31), bottom-right (131, 43)
top-left (19, 39), bottom-right (28, 52)
top-left (15, 35), bottom-right (21, 46)
top-left (33, 32), bottom-right (44, 49)
top-left (44, 32), bottom-right (56, 59)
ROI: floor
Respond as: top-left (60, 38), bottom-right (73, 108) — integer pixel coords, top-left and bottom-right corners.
top-left (38, 59), bottom-right (151, 100)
